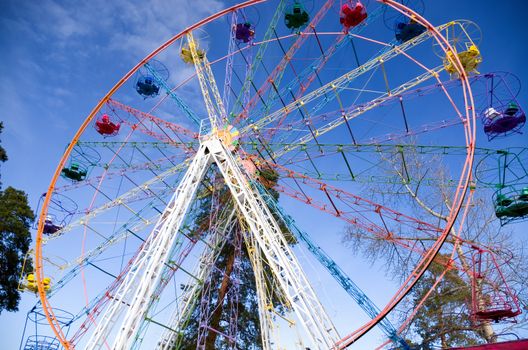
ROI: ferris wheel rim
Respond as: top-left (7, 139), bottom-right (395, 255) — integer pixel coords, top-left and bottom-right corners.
top-left (333, 0), bottom-right (477, 346)
top-left (33, 0), bottom-right (479, 348)
top-left (34, 1), bottom-right (269, 348)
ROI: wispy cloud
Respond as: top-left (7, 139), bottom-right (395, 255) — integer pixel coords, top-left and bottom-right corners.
top-left (0, 0), bottom-right (232, 187)
top-left (1, 0), bottom-right (228, 129)
top-left (12, 0), bottom-right (225, 58)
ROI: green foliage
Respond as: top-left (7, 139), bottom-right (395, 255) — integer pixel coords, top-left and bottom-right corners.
top-left (0, 122), bottom-right (35, 314)
top-left (257, 166), bottom-right (279, 200)
top-left (0, 122), bottom-right (7, 163)
top-left (176, 241), bottom-right (263, 349)
top-left (0, 187), bottom-right (35, 313)
top-left (173, 165), bottom-right (292, 349)
top-left (407, 255), bottom-right (487, 349)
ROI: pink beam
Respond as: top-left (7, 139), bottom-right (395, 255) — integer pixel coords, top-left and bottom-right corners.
top-left (35, 2), bottom-right (269, 346)
top-left (234, 0), bottom-right (336, 125)
top-left (107, 99), bottom-right (199, 141)
top-left (265, 33), bottom-right (347, 139)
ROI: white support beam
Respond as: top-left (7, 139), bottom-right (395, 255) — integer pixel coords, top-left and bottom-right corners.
top-left (85, 143), bottom-right (212, 350)
top-left (88, 136), bottom-right (338, 349)
top-left (244, 227), bottom-right (274, 350)
top-left (207, 138), bottom-right (340, 348)
top-left (187, 32), bottom-right (226, 129)
top-left (156, 208), bottom-right (237, 350)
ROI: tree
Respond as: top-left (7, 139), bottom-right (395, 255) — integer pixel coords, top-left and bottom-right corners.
top-left (173, 164), bottom-right (290, 349)
top-left (0, 122), bottom-right (7, 164)
top-left (343, 143), bottom-right (528, 347)
top-left (176, 229), bottom-right (264, 349)
top-left (0, 122), bottom-right (35, 314)
top-left (0, 187), bottom-right (35, 313)
top-left (406, 255), bottom-right (486, 349)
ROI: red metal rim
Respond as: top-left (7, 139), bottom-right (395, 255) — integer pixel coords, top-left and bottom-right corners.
top-left (34, 0), bottom-right (478, 348)
top-left (34, 1), bottom-right (267, 348)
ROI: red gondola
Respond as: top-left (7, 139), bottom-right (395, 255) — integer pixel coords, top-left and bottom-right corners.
top-left (340, 0), bottom-right (367, 33)
top-left (471, 248), bottom-right (521, 323)
top-left (95, 114), bottom-right (120, 137)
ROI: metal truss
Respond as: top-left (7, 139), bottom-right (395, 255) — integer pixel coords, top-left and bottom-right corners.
top-left (243, 220), bottom-right (274, 350)
top-left (207, 137), bottom-right (340, 348)
top-left (187, 32), bottom-right (227, 129)
top-left (131, 202), bottom-right (237, 349)
top-left (87, 136), bottom-right (339, 349)
top-left (222, 10), bottom-right (238, 114)
top-left (232, 0), bottom-right (286, 118)
top-left (226, 226), bottom-right (243, 347)
top-left (255, 182), bottom-right (410, 349)
top-left (85, 142), bottom-right (212, 349)
top-left (144, 62), bottom-right (201, 126)
top-left (156, 208), bottom-right (237, 350)
top-left (242, 22), bottom-right (456, 133)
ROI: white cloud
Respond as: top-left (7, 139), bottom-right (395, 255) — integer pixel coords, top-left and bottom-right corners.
top-left (30, 0), bottom-right (226, 114)
top-left (18, 0), bottom-right (225, 58)
top-left (1, 0), bottom-right (232, 154)
top-left (42, 1), bottom-right (92, 40)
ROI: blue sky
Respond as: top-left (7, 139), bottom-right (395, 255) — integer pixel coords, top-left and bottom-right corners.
top-left (1, 0), bottom-right (528, 349)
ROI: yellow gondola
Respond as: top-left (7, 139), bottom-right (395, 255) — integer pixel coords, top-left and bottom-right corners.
top-left (181, 47), bottom-right (205, 64)
top-left (22, 273), bottom-right (51, 293)
top-left (444, 44), bottom-right (482, 75)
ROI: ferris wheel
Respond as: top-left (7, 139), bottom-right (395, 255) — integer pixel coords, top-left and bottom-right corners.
top-left (22, 0), bottom-right (523, 348)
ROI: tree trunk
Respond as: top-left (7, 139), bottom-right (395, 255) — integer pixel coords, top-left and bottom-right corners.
top-left (204, 249), bottom-right (236, 349)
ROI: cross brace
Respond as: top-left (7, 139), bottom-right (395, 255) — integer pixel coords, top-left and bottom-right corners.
top-left (86, 137), bottom-right (339, 349)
